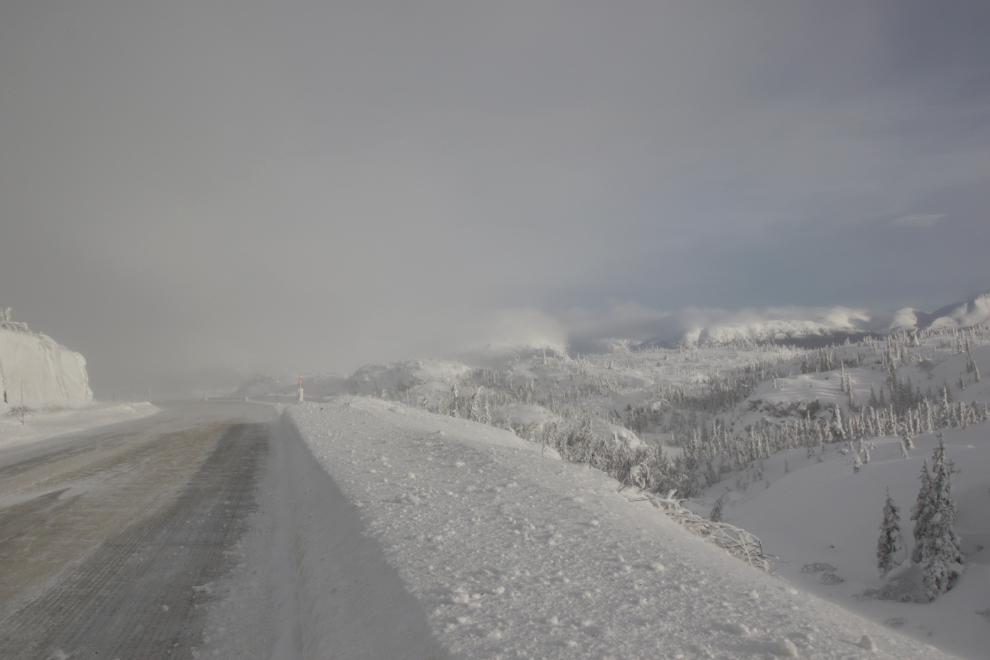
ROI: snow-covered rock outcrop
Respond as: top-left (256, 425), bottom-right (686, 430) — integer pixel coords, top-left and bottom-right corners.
top-left (0, 311), bottom-right (92, 412)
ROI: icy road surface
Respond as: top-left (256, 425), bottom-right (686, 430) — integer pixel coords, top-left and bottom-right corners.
top-left (0, 401), bottom-right (276, 659)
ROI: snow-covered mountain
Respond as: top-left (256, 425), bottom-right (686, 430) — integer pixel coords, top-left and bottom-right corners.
top-left (638, 291), bottom-right (990, 348)
top-left (0, 310), bottom-right (92, 412)
top-left (914, 291), bottom-right (990, 330)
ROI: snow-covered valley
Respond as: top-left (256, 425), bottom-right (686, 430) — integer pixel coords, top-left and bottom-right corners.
top-left (199, 321), bottom-right (990, 659)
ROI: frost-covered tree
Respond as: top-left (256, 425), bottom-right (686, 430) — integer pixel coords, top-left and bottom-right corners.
top-left (902, 429), bottom-right (915, 450)
top-left (910, 459), bottom-right (933, 564)
top-left (853, 454), bottom-right (862, 473)
top-left (911, 436), bottom-right (964, 601)
top-left (469, 388), bottom-right (483, 422)
top-left (877, 489), bottom-right (902, 576)
top-left (921, 398), bottom-right (934, 433)
top-left (937, 387), bottom-right (951, 428)
top-left (450, 383), bottom-right (460, 418)
top-left (709, 494), bottom-right (725, 523)
top-left (832, 406), bottom-right (846, 441)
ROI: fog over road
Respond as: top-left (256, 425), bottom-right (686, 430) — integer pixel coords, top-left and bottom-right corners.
top-left (0, 401), bottom-right (277, 659)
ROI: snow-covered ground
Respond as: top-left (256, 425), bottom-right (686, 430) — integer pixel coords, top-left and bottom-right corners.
top-left (688, 422), bottom-right (990, 660)
top-left (0, 401), bottom-right (157, 452)
top-left (200, 397), bottom-right (956, 659)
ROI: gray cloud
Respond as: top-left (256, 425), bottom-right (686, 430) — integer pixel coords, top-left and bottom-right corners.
top-left (890, 214), bottom-right (947, 227)
top-left (1, 1), bottom-right (988, 396)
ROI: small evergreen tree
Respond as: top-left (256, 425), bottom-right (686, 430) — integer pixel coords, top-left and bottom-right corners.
top-left (911, 459), bottom-right (933, 564)
top-left (877, 488), bottom-right (902, 576)
top-left (469, 388), bottom-right (483, 422)
top-left (709, 494), bottom-right (725, 523)
top-left (911, 436), bottom-right (964, 601)
top-left (450, 383), bottom-right (460, 418)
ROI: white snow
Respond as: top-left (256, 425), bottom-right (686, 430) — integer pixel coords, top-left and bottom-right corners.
top-left (200, 396), bottom-right (962, 659)
top-left (0, 401), bottom-right (157, 452)
top-left (635, 291), bottom-right (990, 348)
top-left (0, 326), bottom-right (92, 413)
top-left (207, 310), bottom-right (990, 659)
top-left (698, 421), bottom-right (990, 660)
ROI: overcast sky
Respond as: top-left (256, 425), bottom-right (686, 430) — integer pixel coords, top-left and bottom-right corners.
top-left (2, 1), bottom-right (988, 396)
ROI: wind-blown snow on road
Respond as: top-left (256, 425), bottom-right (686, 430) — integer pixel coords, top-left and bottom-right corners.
top-left (275, 397), bottom-right (955, 659)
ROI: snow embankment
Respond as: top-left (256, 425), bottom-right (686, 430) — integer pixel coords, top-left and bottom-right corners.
top-left (0, 402), bottom-right (158, 452)
top-left (0, 326), bottom-right (92, 413)
top-left (278, 397), bottom-right (954, 659)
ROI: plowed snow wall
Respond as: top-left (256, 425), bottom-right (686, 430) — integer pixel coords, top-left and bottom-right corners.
top-left (0, 328), bottom-right (93, 411)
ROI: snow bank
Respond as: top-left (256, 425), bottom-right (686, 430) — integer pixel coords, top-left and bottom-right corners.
top-left (0, 327), bottom-right (92, 412)
top-left (0, 402), bottom-right (157, 452)
top-left (280, 397), bottom-right (955, 659)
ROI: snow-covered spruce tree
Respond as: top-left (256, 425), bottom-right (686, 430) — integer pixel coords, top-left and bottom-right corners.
top-left (468, 388), bottom-right (483, 422)
top-left (709, 494), bottom-right (725, 523)
top-left (911, 436), bottom-right (964, 601)
top-left (877, 488), bottom-right (902, 576)
top-left (911, 459), bottom-right (933, 564)
top-left (853, 454), bottom-right (862, 473)
top-left (450, 383), bottom-right (460, 418)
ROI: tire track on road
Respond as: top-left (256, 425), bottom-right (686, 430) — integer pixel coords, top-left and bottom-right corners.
top-left (0, 409), bottom-right (271, 660)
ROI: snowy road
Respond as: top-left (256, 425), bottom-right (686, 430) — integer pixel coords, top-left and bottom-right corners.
top-left (0, 401), bottom-right (276, 659)
top-left (0, 397), bottom-right (970, 659)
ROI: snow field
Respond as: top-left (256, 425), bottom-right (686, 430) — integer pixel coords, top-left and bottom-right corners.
top-left (270, 397), bottom-right (956, 659)
top-left (701, 421), bottom-right (990, 659)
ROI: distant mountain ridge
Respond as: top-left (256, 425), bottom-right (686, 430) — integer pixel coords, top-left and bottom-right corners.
top-left (639, 291), bottom-right (990, 349)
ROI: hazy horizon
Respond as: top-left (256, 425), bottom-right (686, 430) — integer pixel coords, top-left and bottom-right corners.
top-left (2, 1), bottom-right (988, 397)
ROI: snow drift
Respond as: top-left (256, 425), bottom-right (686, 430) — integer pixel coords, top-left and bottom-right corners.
top-left (0, 315), bottom-right (92, 412)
